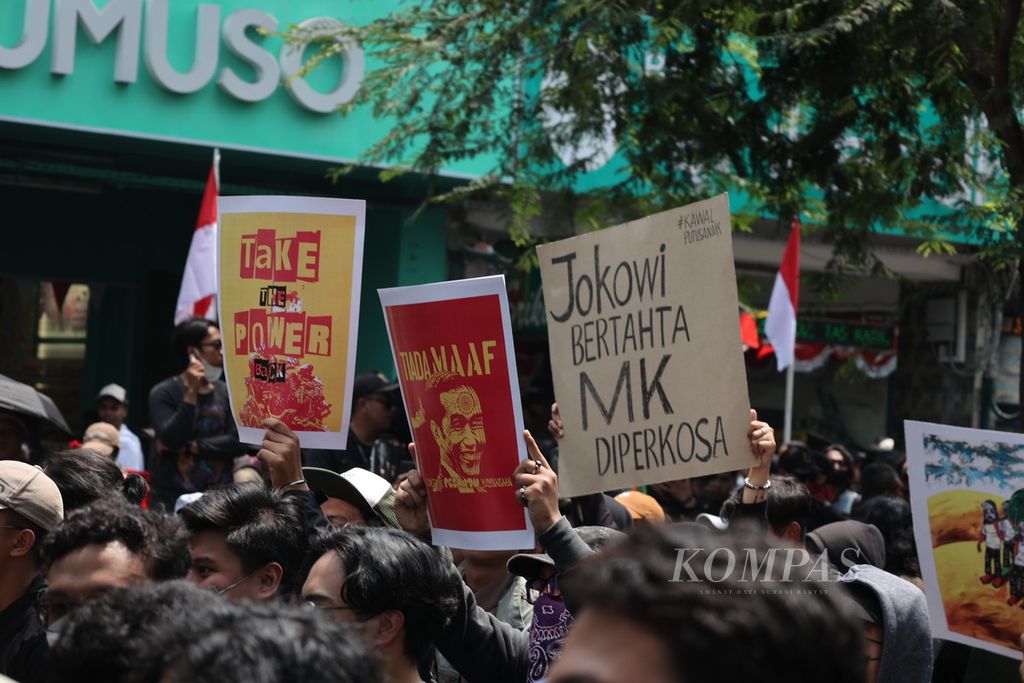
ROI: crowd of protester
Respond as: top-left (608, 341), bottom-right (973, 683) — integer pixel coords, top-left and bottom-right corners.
top-left (0, 317), bottom-right (1021, 682)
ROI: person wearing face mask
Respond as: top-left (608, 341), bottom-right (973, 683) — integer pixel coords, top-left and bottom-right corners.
top-left (148, 318), bottom-right (245, 510)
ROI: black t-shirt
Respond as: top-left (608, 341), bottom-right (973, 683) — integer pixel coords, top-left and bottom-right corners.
top-left (148, 376), bottom-right (244, 509)
top-left (0, 574), bottom-right (48, 683)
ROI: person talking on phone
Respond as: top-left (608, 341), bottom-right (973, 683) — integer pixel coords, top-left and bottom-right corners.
top-left (148, 318), bottom-right (244, 510)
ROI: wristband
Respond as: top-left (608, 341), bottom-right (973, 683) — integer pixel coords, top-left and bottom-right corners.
top-left (743, 476), bottom-right (771, 491)
top-left (278, 478), bottom-right (306, 491)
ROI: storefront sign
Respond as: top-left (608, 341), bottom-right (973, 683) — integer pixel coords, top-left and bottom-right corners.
top-left (2, 0), bottom-right (362, 112)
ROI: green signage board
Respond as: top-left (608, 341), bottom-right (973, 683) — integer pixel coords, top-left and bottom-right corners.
top-left (0, 0), bottom-right (492, 176)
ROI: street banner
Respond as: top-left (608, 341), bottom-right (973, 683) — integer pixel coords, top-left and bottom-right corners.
top-left (906, 420), bottom-right (1024, 660)
top-left (379, 275), bottom-right (534, 550)
top-left (218, 196), bottom-right (365, 449)
top-left (537, 193), bottom-right (754, 497)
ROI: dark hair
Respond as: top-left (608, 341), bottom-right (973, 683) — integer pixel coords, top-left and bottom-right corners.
top-left (49, 580), bottom-right (214, 683)
top-left (0, 508), bottom-right (47, 566)
top-left (42, 500), bottom-right (189, 580)
top-left (42, 449), bottom-right (147, 511)
top-left (162, 599), bottom-right (379, 683)
top-left (720, 474), bottom-right (811, 539)
top-left (49, 581), bottom-right (379, 683)
top-left (561, 524), bottom-right (865, 683)
top-left (853, 496), bottom-right (920, 578)
top-left (301, 526), bottom-right (461, 662)
top-left (178, 483), bottom-right (307, 596)
top-left (172, 317), bottom-right (218, 373)
top-left (860, 461), bottom-right (902, 501)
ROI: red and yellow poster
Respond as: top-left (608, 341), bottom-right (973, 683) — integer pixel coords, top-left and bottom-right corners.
top-left (380, 276), bottom-right (535, 550)
top-left (218, 196), bottom-right (365, 449)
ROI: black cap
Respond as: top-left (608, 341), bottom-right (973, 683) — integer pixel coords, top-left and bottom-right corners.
top-left (353, 372), bottom-right (398, 402)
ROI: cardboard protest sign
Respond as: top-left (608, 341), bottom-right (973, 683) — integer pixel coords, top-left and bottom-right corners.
top-left (218, 196), bottom-right (365, 449)
top-left (537, 193), bottom-right (754, 497)
top-left (906, 420), bottom-right (1024, 660)
top-left (379, 276), bottom-right (534, 550)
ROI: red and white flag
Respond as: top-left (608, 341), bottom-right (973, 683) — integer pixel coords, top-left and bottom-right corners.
top-left (764, 217), bottom-right (800, 371)
top-left (175, 150), bottom-right (220, 324)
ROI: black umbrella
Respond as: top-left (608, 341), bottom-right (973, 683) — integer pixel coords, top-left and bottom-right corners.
top-left (0, 374), bottom-right (71, 434)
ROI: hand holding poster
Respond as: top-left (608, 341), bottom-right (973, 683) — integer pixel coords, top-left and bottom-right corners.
top-left (379, 276), bottom-right (534, 550)
top-left (537, 193), bottom-right (754, 497)
top-left (906, 420), bottom-right (1024, 660)
top-left (218, 196), bottom-right (365, 449)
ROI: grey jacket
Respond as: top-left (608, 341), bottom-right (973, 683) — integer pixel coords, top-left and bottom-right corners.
top-left (840, 564), bottom-right (933, 683)
top-left (435, 518), bottom-right (593, 683)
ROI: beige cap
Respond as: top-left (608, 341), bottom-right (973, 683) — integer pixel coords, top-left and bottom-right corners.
top-left (0, 461), bottom-right (64, 531)
top-left (82, 422), bottom-right (120, 457)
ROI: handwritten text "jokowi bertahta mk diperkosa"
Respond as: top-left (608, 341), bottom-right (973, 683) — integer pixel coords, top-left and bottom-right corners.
top-left (546, 240), bottom-right (729, 478)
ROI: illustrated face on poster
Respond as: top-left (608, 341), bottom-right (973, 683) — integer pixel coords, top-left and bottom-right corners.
top-left (380, 276), bottom-right (534, 550)
top-left (218, 197), bottom-right (365, 449)
top-left (906, 420), bottom-right (1024, 660)
top-left (536, 193), bottom-right (755, 497)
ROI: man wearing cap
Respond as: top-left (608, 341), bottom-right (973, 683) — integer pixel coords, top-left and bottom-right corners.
top-left (303, 466), bottom-right (400, 528)
top-left (96, 384), bottom-right (145, 472)
top-left (80, 423), bottom-right (120, 460)
top-left (0, 461), bottom-right (64, 683)
top-left (305, 372), bottom-right (398, 474)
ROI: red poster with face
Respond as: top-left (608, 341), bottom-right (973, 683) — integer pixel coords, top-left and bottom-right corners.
top-left (379, 276), bottom-right (534, 550)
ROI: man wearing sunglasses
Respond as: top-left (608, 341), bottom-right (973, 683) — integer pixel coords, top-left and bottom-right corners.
top-left (306, 372), bottom-right (399, 475)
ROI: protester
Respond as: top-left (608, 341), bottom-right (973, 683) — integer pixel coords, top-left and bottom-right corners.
top-left (853, 496), bottom-right (921, 581)
top-left (305, 372), bottom-right (399, 473)
top-left (41, 500), bottom-right (189, 639)
top-left (840, 564), bottom-right (933, 683)
top-left (304, 466), bottom-right (400, 527)
top-left (613, 490), bottom-right (666, 526)
top-left (95, 383), bottom-right (146, 471)
top-left (395, 431), bottom-right (594, 683)
top-left (49, 581), bottom-right (380, 683)
top-left (80, 422), bottom-right (120, 461)
top-left (0, 414), bottom-right (28, 463)
top-left (42, 449), bottom-right (147, 511)
top-left (805, 520), bottom-right (887, 572)
top-left (825, 443), bottom-right (861, 514)
top-left (178, 483), bottom-right (308, 600)
top-left (0, 461), bottom-right (63, 683)
top-left (300, 525), bottom-right (460, 683)
top-left (148, 317), bottom-right (243, 509)
top-left (858, 461), bottom-right (905, 503)
top-left (548, 524), bottom-right (867, 683)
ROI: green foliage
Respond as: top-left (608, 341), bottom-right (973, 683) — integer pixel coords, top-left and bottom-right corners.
top-left (291, 0), bottom-right (1024, 271)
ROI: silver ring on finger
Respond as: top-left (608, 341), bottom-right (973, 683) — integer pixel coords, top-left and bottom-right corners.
top-left (518, 485), bottom-right (527, 504)
top-left (533, 459), bottom-right (542, 474)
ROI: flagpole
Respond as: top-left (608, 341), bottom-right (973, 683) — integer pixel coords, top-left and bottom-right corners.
top-left (783, 362), bottom-right (794, 444)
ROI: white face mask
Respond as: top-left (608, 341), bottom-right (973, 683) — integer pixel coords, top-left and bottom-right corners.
top-left (199, 355), bottom-right (222, 383)
top-left (191, 352), bottom-right (222, 383)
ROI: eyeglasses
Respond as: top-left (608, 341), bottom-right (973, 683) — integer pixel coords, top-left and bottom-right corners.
top-left (525, 576), bottom-right (561, 604)
top-left (201, 340), bottom-right (223, 351)
top-left (302, 601), bottom-right (355, 612)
